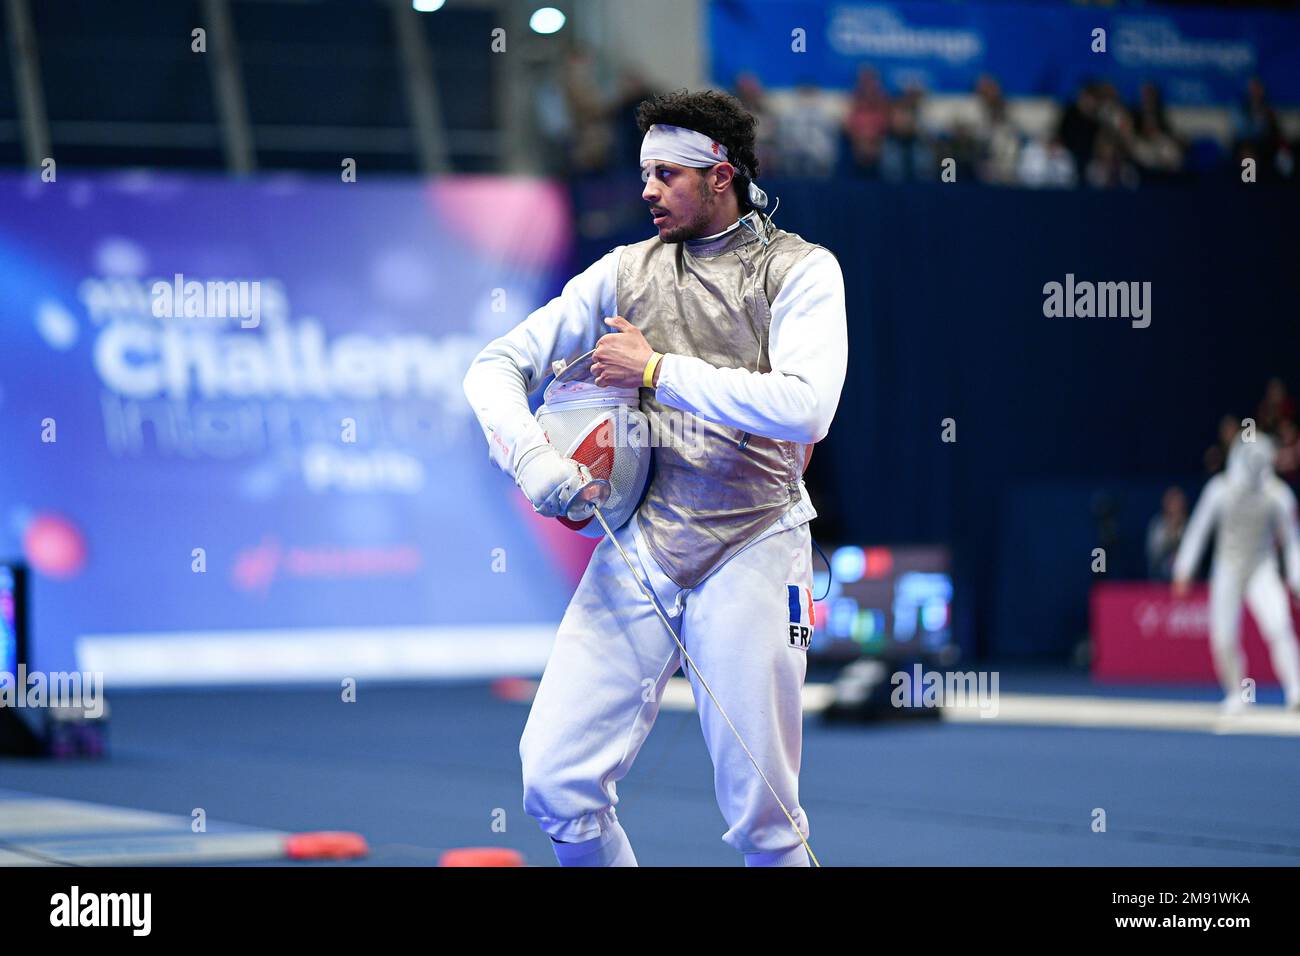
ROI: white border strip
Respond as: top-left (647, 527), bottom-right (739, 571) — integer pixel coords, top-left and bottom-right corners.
top-left (76, 625), bottom-right (555, 687)
top-left (518, 679), bottom-right (1299, 738)
top-left (942, 693), bottom-right (1300, 737)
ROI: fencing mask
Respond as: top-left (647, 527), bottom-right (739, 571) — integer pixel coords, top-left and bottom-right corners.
top-left (1225, 433), bottom-right (1277, 492)
top-left (534, 348), bottom-right (653, 538)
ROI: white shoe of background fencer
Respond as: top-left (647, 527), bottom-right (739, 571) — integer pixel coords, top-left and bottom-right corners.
top-left (1219, 696), bottom-right (1248, 717)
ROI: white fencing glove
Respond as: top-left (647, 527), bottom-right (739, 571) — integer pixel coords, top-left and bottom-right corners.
top-left (515, 443), bottom-right (598, 520)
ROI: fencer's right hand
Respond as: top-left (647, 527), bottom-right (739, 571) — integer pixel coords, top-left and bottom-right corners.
top-left (514, 444), bottom-right (591, 519)
top-left (1171, 578), bottom-right (1190, 599)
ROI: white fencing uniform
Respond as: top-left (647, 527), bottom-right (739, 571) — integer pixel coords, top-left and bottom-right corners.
top-left (463, 217), bottom-right (848, 864)
top-left (520, 500), bottom-right (817, 860)
top-left (1173, 436), bottom-right (1300, 709)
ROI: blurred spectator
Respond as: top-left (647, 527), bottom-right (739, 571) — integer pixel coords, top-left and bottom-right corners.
top-left (548, 53), bottom-right (662, 239)
top-left (531, 61), bottom-right (573, 177)
top-left (775, 84), bottom-right (840, 177)
top-left (1126, 83), bottom-right (1184, 182)
top-left (1092, 81), bottom-right (1129, 136)
top-left (1204, 414), bottom-right (1241, 475)
top-left (881, 84), bottom-right (934, 182)
top-left (972, 75), bottom-right (1021, 184)
top-left (1233, 77), bottom-right (1295, 182)
top-left (843, 67), bottom-right (891, 178)
top-left (1058, 81), bottom-right (1102, 171)
top-left (1147, 486), bottom-right (1188, 581)
top-left (561, 45), bottom-right (614, 174)
top-left (1085, 127), bottom-right (1139, 189)
top-left (1256, 377), bottom-right (1295, 433)
top-left (1276, 419), bottom-right (1300, 487)
top-left (1059, 80), bottom-right (1137, 189)
top-left (942, 120), bottom-right (982, 182)
top-left (556, 67), bottom-right (1290, 194)
top-left (1236, 78), bottom-right (1278, 145)
top-left (608, 67), bottom-right (658, 171)
top-left (735, 72), bottom-right (779, 177)
top-left (1017, 135), bottom-right (1077, 188)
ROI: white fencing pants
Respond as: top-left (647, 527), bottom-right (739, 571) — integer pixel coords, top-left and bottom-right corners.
top-left (519, 511), bottom-right (813, 863)
top-left (1209, 558), bottom-right (1300, 707)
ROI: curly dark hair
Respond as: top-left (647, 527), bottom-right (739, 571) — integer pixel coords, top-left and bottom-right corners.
top-left (634, 88), bottom-right (760, 209)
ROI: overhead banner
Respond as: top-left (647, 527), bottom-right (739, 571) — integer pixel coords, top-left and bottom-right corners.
top-left (0, 171), bottom-right (595, 684)
top-left (709, 1), bottom-right (1300, 106)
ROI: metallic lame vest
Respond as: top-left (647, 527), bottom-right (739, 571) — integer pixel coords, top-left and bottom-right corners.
top-left (616, 223), bottom-right (823, 588)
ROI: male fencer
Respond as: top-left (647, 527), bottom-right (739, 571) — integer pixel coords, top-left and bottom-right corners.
top-left (463, 90), bottom-right (848, 865)
top-left (1172, 433), bottom-right (1300, 713)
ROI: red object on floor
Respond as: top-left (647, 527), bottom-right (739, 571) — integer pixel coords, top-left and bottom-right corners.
top-left (439, 847), bottom-right (525, 867)
top-left (285, 831), bottom-right (370, 860)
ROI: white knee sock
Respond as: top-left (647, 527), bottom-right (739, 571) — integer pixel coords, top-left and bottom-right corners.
top-left (745, 844), bottom-right (810, 867)
top-left (550, 817), bottom-right (638, 867)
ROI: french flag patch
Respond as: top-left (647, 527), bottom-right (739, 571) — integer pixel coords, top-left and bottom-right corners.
top-left (787, 585), bottom-right (813, 649)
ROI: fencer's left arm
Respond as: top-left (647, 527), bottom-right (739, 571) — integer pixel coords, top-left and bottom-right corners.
top-left (651, 248), bottom-right (848, 443)
top-left (1271, 482), bottom-right (1300, 595)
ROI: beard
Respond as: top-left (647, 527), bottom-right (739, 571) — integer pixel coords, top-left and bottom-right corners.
top-left (659, 183), bottom-right (717, 243)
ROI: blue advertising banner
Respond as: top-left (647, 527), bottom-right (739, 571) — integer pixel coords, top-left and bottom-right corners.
top-left (709, 0), bottom-right (1300, 105)
top-left (0, 171), bottom-right (595, 684)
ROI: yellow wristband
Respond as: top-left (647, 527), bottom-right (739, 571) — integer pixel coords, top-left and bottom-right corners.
top-left (643, 351), bottom-right (663, 389)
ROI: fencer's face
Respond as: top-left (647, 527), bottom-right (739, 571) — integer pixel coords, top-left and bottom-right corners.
top-left (641, 160), bottom-right (718, 243)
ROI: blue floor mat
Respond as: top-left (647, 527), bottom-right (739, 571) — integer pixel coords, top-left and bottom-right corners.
top-left (1, 680), bottom-right (1296, 866)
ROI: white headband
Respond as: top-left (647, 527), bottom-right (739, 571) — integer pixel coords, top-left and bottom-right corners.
top-left (639, 124), bottom-right (730, 170)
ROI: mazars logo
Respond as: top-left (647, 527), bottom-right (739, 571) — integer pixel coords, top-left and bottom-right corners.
top-left (829, 5), bottom-right (982, 64)
top-left (1134, 600), bottom-right (1210, 638)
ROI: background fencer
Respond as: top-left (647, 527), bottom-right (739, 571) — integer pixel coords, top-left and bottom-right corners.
top-left (1173, 433), bottom-right (1300, 714)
